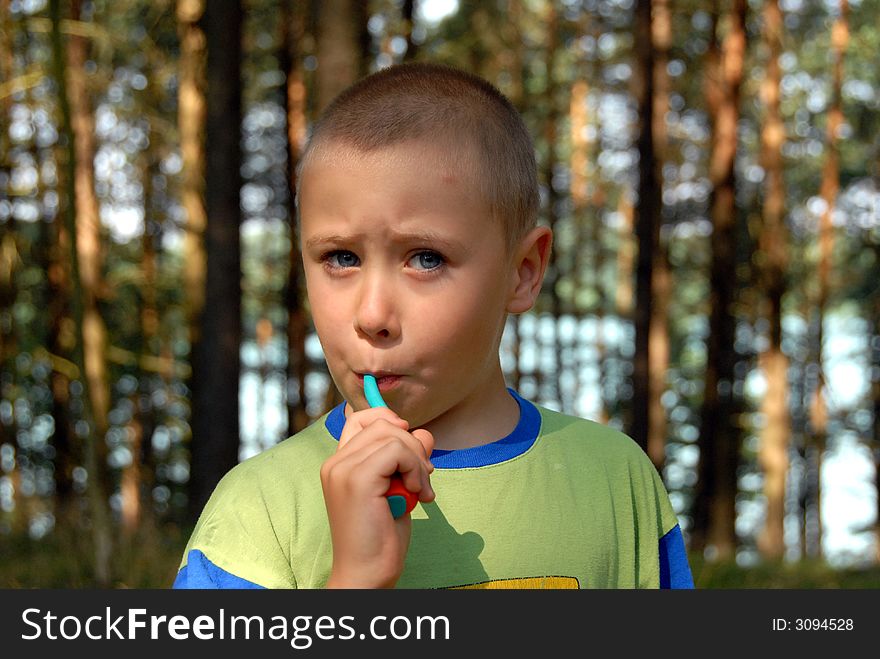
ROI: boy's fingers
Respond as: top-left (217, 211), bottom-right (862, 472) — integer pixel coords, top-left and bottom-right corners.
top-left (358, 439), bottom-right (434, 500)
top-left (338, 420), bottom-right (434, 473)
top-left (327, 436), bottom-right (433, 500)
top-left (339, 407), bottom-right (408, 448)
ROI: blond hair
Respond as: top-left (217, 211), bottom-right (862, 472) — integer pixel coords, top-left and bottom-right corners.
top-left (297, 62), bottom-right (538, 250)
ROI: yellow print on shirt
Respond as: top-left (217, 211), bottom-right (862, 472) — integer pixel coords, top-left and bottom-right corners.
top-left (451, 576), bottom-right (580, 589)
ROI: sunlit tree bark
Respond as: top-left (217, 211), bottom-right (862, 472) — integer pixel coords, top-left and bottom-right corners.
top-left (570, 75), bottom-right (591, 413)
top-left (177, 0), bottom-right (207, 523)
top-left (569, 10), bottom-right (606, 422)
top-left (615, 191), bottom-right (635, 321)
top-left (806, 0), bottom-right (849, 560)
top-left (50, 0), bottom-right (113, 586)
top-left (756, 0), bottom-right (790, 561)
top-left (178, 0), bottom-right (207, 357)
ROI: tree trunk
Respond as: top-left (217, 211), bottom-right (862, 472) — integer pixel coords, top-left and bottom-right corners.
top-left (615, 194), bottom-right (635, 319)
top-left (632, 0), bottom-right (655, 456)
top-left (178, 0), bottom-right (207, 357)
top-left (571, 16), bottom-right (608, 423)
top-left (570, 76), bottom-right (590, 415)
top-left (311, 0), bottom-right (367, 414)
top-left (539, 0), bottom-right (561, 406)
top-left (50, 0), bottom-right (114, 586)
top-left (872, 277), bottom-right (880, 564)
top-left (756, 0), bottom-right (790, 561)
top-left (177, 0), bottom-right (208, 519)
top-left (315, 0), bottom-right (369, 113)
top-left (648, 0), bottom-right (673, 472)
top-left (187, 0), bottom-right (243, 522)
top-left (46, 157), bottom-right (78, 528)
top-left (504, 0), bottom-right (526, 394)
top-left (632, 0), bottom-right (672, 469)
top-left (281, 0), bottom-right (311, 436)
top-left (0, 1), bottom-right (22, 528)
top-left (807, 0), bottom-right (848, 560)
top-left (570, 78), bottom-right (589, 276)
top-left (691, 0), bottom-right (747, 560)
top-left (402, 0), bottom-right (418, 62)
top-left (120, 143), bottom-right (161, 536)
top-left (0, 0), bottom-right (12, 170)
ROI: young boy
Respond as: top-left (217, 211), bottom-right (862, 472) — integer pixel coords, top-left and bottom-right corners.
top-left (173, 62), bottom-right (694, 589)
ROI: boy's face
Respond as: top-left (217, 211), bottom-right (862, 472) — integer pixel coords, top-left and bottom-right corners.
top-left (298, 140), bottom-right (517, 428)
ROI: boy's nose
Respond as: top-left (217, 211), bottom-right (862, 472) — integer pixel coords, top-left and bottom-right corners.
top-left (353, 272), bottom-right (400, 342)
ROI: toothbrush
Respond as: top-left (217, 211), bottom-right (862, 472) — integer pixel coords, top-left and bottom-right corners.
top-left (363, 374), bottom-right (419, 519)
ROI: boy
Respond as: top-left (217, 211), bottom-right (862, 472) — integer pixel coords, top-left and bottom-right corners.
top-left (173, 62), bottom-right (694, 589)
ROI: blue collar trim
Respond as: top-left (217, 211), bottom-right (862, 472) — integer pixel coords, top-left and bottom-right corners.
top-left (324, 389), bottom-right (541, 468)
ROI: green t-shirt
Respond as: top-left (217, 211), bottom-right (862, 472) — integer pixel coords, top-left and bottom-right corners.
top-left (176, 392), bottom-right (685, 589)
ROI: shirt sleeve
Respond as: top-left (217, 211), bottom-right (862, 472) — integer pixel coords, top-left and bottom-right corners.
top-left (172, 549), bottom-right (266, 589)
top-left (658, 524), bottom-right (695, 589)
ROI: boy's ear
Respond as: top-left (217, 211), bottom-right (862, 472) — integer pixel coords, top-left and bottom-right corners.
top-left (506, 226), bottom-right (553, 314)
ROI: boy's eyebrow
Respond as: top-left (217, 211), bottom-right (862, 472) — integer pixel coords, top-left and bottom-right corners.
top-left (304, 233), bottom-right (350, 249)
top-left (305, 230), bottom-right (466, 251)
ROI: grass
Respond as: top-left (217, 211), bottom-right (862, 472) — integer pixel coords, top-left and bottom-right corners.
top-left (691, 556), bottom-right (880, 589)
top-left (0, 522), bottom-right (190, 589)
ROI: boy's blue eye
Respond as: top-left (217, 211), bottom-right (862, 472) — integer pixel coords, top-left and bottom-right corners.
top-left (326, 250), bottom-right (360, 268)
top-left (410, 251), bottom-right (444, 270)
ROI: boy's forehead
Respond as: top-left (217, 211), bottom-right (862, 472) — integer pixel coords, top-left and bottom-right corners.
top-left (307, 136), bottom-right (477, 175)
top-left (298, 138), bottom-right (508, 247)
top-left (296, 136), bottom-right (519, 250)
top-left (300, 138), bottom-right (490, 216)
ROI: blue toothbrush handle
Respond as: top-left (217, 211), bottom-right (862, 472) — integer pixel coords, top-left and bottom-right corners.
top-left (363, 375), bottom-right (418, 519)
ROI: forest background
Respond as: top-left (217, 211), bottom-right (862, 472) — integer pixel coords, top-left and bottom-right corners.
top-left (0, 0), bottom-right (878, 588)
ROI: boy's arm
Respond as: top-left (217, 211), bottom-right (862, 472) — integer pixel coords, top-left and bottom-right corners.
top-left (658, 524), bottom-right (695, 589)
top-left (170, 460), bottom-right (298, 589)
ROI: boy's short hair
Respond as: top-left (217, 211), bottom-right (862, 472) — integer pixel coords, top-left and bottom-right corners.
top-left (297, 62), bottom-right (539, 250)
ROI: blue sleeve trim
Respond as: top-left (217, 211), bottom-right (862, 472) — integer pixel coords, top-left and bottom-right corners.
top-left (172, 549), bottom-right (266, 589)
top-left (658, 524), bottom-right (694, 589)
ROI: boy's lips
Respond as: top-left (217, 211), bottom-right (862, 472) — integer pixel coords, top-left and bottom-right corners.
top-left (356, 372), bottom-right (402, 391)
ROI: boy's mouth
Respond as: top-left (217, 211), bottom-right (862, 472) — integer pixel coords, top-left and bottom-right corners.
top-left (356, 372), bottom-right (402, 391)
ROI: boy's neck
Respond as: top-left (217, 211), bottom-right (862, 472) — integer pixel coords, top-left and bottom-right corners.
top-left (419, 369), bottom-right (520, 452)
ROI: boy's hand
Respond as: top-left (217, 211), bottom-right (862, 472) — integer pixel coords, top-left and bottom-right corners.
top-left (321, 406), bottom-right (435, 588)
